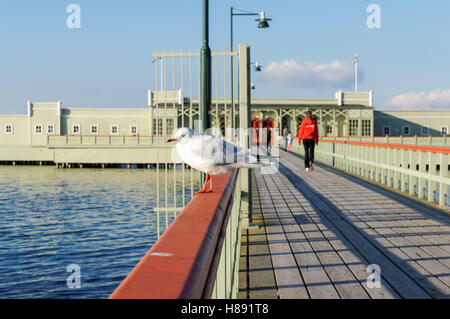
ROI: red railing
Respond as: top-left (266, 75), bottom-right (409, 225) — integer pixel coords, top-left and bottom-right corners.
top-left (318, 138), bottom-right (450, 154)
top-left (109, 171), bottom-right (238, 299)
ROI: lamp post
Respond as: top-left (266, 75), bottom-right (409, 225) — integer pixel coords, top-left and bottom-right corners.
top-left (200, 0), bottom-right (212, 134)
top-left (198, 0), bottom-right (212, 187)
top-left (230, 7), bottom-right (271, 130)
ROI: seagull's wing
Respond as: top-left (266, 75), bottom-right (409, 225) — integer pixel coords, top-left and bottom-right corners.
top-left (181, 134), bottom-right (276, 175)
top-left (188, 135), bottom-right (259, 166)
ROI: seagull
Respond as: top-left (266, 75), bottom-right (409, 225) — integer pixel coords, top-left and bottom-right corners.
top-left (168, 127), bottom-right (269, 195)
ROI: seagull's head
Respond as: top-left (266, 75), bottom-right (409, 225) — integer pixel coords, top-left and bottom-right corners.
top-left (167, 127), bottom-right (194, 144)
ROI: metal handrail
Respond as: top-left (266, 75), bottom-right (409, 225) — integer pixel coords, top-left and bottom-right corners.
top-left (109, 170), bottom-right (241, 299)
top-left (291, 140), bottom-right (449, 208)
top-left (318, 139), bottom-right (450, 154)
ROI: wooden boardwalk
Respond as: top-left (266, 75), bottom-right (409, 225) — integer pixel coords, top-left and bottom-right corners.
top-left (238, 150), bottom-right (450, 299)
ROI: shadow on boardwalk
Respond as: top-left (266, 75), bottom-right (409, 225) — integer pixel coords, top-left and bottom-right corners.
top-left (239, 150), bottom-right (450, 299)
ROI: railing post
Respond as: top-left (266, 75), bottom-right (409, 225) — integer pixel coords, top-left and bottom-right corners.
top-left (363, 145), bottom-right (367, 178)
top-left (409, 150), bottom-right (416, 196)
top-left (439, 153), bottom-right (448, 207)
top-left (383, 147), bottom-right (388, 185)
top-left (375, 146), bottom-right (378, 181)
top-left (401, 149), bottom-right (408, 192)
top-left (386, 147), bottom-right (391, 186)
top-left (375, 146), bottom-right (379, 182)
top-left (428, 152), bottom-right (436, 202)
top-left (359, 145), bottom-right (363, 177)
top-left (332, 141), bottom-right (335, 167)
top-left (418, 151), bottom-right (426, 198)
top-left (239, 44), bottom-right (252, 228)
top-left (392, 148), bottom-right (397, 188)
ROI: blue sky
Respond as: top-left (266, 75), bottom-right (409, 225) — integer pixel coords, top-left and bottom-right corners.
top-left (0, 0), bottom-right (449, 113)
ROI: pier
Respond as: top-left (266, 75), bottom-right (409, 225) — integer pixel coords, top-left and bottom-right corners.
top-left (109, 137), bottom-right (450, 299)
top-left (239, 150), bottom-right (450, 299)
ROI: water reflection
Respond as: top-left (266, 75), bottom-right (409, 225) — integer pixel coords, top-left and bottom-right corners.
top-left (0, 166), bottom-right (200, 298)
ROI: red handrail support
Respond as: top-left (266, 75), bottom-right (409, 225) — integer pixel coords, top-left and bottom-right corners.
top-left (109, 170), bottom-right (238, 299)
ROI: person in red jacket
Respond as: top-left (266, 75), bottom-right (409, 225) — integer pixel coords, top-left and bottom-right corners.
top-left (297, 111), bottom-right (319, 171)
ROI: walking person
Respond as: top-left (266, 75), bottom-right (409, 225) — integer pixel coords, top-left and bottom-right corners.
top-left (266, 126), bottom-right (272, 154)
top-left (282, 125), bottom-right (288, 150)
top-left (297, 111), bottom-right (319, 171)
top-left (286, 132), bottom-right (293, 152)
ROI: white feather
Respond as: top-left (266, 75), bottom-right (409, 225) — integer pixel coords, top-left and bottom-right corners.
top-left (170, 128), bottom-right (270, 175)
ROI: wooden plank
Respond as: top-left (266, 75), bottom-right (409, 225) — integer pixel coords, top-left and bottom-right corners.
top-left (247, 151), bottom-right (450, 299)
top-left (237, 230), bottom-right (248, 299)
top-left (264, 223), bottom-right (309, 299)
top-left (364, 228), bottom-right (450, 298)
top-left (256, 173), bottom-right (309, 299)
top-left (247, 177), bottom-right (278, 299)
top-left (328, 189), bottom-right (450, 294)
top-left (325, 235), bottom-right (399, 299)
top-left (275, 172), bottom-right (398, 299)
top-left (247, 226), bottom-right (278, 299)
top-left (279, 157), bottom-right (431, 298)
top-left (257, 171), bottom-right (341, 299)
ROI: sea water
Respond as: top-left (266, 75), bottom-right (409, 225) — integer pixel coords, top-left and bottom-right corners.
top-left (0, 166), bottom-right (199, 298)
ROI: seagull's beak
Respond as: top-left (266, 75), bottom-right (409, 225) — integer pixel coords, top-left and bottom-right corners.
top-left (167, 138), bottom-right (176, 143)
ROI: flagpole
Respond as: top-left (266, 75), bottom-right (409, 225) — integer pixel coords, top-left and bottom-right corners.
top-left (353, 54), bottom-right (359, 92)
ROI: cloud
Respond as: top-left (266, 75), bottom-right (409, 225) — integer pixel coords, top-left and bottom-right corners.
top-left (260, 59), bottom-right (357, 89)
top-left (386, 89), bottom-right (450, 109)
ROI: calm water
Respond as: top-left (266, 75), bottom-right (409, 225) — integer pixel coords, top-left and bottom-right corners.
top-left (0, 166), bottom-right (199, 298)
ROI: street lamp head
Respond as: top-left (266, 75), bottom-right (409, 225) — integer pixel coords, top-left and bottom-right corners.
top-left (254, 61), bottom-right (262, 72)
top-left (150, 56), bottom-right (162, 64)
top-left (251, 82), bottom-right (256, 90)
top-left (256, 11), bottom-right (271, 28)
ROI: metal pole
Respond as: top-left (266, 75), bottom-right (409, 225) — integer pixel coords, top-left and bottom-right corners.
top-left (230, 7), bottom-right (234, 131)
top-left (200, 0), bottom-right (211, 186)
top-left (354, 54), bottom-right (358, 92)
top-left (200, 0), bottom-right (211, 134)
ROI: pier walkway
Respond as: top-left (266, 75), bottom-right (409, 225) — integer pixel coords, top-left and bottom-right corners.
top-left (238, 150), bottom-right (450, 299)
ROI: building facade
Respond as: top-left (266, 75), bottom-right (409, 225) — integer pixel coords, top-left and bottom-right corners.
top-left (374, 109), bottom-right (450, 137)
top-left (0, 90), bottom-right (448, 164)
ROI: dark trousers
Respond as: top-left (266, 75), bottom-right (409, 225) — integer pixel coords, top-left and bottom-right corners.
top-left (303, 139), bottom-right (315, 168)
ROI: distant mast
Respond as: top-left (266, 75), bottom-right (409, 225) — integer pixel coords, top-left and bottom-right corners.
top-left (353, 53), bottom-right (359, 92)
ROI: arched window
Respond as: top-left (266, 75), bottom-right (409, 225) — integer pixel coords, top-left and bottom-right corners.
top-left (296, 116), bottom-right (303, 134)
top-left (219, 115), bottom-right (225, 136)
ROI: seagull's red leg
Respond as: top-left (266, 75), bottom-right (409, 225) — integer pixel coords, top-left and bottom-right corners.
top-left (205, 175), bottom-right (213, 193)
top-left (194, 173), bottom-right (210, 195)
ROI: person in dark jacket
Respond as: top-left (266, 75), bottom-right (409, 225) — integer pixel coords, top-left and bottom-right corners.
top-left (297, 111), bottom-right (319, 171)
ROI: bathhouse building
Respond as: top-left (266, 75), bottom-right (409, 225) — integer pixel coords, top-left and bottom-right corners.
top-left (0, 89), bottom-right (448, 164)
